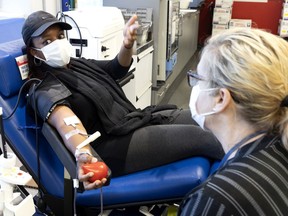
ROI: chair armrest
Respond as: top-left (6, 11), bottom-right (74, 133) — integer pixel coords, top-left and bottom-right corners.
top-left (41, 122), bottom-right (77, 179)
top-left (41, 122), bottom-right (111, 186)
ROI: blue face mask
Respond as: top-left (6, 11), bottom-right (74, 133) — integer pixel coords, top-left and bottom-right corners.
top-left (189, 84), bottom-right (217, 129)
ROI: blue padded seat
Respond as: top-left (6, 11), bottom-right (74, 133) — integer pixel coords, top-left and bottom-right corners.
top-left (78, 157), bottom-right (210, 206)
top-left (0, 39), bottom-right (213, 212)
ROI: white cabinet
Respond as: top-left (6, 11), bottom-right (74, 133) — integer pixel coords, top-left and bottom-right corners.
top-left (136, 86), bottom-right (152, 109)
top-left (120, 46), bottom-right (153, 109)
top-left (133, 46), bottom-right (154, 109)
top-left (120, 68), bottom-right (136, 106)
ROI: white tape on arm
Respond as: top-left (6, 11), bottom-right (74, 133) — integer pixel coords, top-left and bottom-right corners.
top-left (76, 131), bottom-right (101, 150)
top-left (64, 116), bottom-right (81, 128)
top-left (64, 129), bottom-right (88, 140)
top-left (74, 148), bottom-right (92, 161)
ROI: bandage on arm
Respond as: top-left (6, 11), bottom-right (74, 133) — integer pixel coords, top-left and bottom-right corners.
top-left (47, 105), bottom-right (94, 156)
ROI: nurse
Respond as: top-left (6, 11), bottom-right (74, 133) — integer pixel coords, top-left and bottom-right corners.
top-left (179, 28), bottom-right (288, 215)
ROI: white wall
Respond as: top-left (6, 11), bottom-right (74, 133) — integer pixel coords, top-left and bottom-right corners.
top-left (0, 0), bottom-right (61, 18)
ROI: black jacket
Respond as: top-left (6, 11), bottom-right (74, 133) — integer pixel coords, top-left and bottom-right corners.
top-left (28, 57), bottom-right (176, 135)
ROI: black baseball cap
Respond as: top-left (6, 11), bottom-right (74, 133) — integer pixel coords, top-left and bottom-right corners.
top-left (22, 10), bottom-right (72, 45)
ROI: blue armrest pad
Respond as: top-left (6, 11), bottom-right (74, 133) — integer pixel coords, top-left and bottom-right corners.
top-left (77, 157), bottom-right (211, 207)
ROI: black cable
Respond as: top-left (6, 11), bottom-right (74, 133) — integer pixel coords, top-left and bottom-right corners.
top-left (66, 14), bottom-right (83, 57)
top-left (56, 11), bottom-right (83, 58)
top-left (0, 107), bottom-right (7, 158)
top-left (3, 78), bottom-right (41, 120)
top-left (29, 81), bottom-right (47, 213)
top-left (73, 164), bottom-right (79, 216)
top-left (1, 78), bottom-right (48, 212)
top-left (32, 83), bottom-right (40, 186)
top-left (0, 140), bottom-right (2, 155)
top-left (56, 11), bottom-right (69, 40)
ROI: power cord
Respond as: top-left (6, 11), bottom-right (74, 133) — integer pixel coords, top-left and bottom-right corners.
top-left (56, 11), bottom-right (83, 58)
top-left (1, 78), bottom-right (50, 213)
top-left (30, 81), bottom-right (48, 213)
top-left (3, 78), bottom-right (41, 120)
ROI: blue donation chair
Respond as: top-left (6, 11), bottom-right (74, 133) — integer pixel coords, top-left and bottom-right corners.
top-left (0, 19), bottom-right (215, 216)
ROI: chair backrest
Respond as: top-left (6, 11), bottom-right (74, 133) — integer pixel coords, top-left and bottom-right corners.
top-left (0, 39), bottom-right (66, 198)
top-left (0, 18), bottom-right (25, 43)
top-left (0, 39), bottom-right (27, 97)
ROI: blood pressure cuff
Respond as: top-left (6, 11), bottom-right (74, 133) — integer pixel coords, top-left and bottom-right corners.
top-left (27, 74), bottom-right (72, 121)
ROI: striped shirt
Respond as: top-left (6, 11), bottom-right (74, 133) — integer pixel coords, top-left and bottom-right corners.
top-left (179, 135), bottom-right (288, 216)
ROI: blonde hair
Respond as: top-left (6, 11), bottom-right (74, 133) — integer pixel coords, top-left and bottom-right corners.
top-left (201, 28), bottom-right (288, 149)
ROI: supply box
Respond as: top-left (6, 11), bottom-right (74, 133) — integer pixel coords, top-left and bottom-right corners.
top-left (213, 8), bottom-right (232, 24)
top-left (282, 3), bottom-right (288, 20)
top-left (215, 0), bottom-right (233, 8)
top-left (212, 0), bottom-right (233, 36)
top-left (212, 23), bottom-right (229, 35)
top-left (229, 19), bottom-right (252, 28)
top-left (278, 19), bottom-right (288, 37)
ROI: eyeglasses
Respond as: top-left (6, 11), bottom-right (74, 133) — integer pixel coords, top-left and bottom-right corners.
top-left (187, 71), bottom-right (241, 103)
top-left (187, 70), bottom-right (207, 87)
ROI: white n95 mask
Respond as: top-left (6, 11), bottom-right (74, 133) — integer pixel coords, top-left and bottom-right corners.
top-left (189, 84), bottom-right (217, 129)
top-left (35, 39), bottom-right (73, 67)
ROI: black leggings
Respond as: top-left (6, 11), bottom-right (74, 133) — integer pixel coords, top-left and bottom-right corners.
top-left (94, 109), bottom-right (224, 177)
